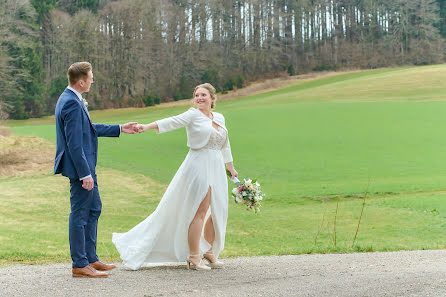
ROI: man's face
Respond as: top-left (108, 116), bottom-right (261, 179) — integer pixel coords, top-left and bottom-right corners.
top-left (80, 70), bottom-right (94, 93)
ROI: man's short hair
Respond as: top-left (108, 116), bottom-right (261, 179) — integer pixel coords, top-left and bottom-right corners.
top-left (67, 62), bottom-right (92, 85)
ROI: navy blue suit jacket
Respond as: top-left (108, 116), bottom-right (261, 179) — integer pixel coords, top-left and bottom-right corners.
top-left (54, 88), bottom-right (120, 179)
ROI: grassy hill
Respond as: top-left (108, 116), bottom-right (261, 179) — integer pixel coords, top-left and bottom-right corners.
top-left (3, 65), bottom-right (446, 263)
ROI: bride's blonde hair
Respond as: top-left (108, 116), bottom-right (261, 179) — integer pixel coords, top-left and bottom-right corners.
top-left (193, 83), bottom-right (217, 109)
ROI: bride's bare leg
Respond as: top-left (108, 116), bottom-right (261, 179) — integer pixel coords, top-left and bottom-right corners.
top-left (203, 217), bottom-right (217, 262)
top-left (188, 186), bottom-right (211, 265)
top-left (204, 216), bottom-right (215, 245)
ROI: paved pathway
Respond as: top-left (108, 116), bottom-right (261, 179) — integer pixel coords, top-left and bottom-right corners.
top-left (2, 250), bottom-right (446, 296)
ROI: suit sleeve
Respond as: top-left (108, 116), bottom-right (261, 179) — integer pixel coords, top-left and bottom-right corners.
top-left (62, 100), bottom-right (91, 178)
top-left (92, 124), bottom-right (121, 137)
top-left (156, 108), bottom-right (196, 134)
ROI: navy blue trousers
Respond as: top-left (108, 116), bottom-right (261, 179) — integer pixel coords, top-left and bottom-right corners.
top-left (69, 175), bottom-right (101, 268)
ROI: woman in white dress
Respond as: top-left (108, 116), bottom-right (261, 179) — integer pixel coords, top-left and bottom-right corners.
top-left (112, 83), bottom-right (238, 270)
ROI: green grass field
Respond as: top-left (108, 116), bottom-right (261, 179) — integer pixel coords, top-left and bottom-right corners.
top-left (3, 64), bottom-right (446, 264)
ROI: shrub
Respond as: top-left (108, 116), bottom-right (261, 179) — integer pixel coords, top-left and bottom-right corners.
top-left (201, 69), bottom-right (219, 89)
top-left (235, 75), bottom-right (244, 88)
top-left (223, 78), bottom-right (235, 91)
top-left (173, 92), bottom-right (182, 101)
top-left (143, 94), bottom-right (155, 106)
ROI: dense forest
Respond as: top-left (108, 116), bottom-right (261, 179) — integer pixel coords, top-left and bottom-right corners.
top-left (1, 0), bottom-right (445, 119)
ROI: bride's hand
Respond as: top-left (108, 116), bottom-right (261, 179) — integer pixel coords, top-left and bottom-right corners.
top-left (136, 124), bottom-right (149, 133)
top-left (230, 169), bottom-right (238, 180)
top-left (226, 162), bottom-right (238, 180)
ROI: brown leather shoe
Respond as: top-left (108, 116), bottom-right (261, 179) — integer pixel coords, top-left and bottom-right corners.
top-left (89, 261), bottom-right (116, 271)
top-left (72, 265), bottom-right (108, 278)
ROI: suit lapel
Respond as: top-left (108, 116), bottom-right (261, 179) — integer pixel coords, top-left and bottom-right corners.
top-left (80, 101), bottom-right (91, 121)
top-left (81, 103), bottom-right (96, 133)
top-left (65, 89), bottom-right (96, 133)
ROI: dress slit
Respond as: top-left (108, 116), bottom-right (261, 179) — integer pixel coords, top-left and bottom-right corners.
top-left (189, 185), bottom-right (215, 255)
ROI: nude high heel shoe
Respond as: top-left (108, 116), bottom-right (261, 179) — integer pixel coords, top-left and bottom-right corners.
top-left (203, 251), bottom-right (224, 269)
top-left (187, 254), bottom-right (211, 271)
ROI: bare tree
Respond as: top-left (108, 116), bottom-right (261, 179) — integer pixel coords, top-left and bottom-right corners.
top-left (11, 0), bottom-right (443, 117)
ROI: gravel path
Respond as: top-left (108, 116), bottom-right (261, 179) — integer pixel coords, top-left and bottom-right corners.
top-left (2, 250), bottom-right (446, 296)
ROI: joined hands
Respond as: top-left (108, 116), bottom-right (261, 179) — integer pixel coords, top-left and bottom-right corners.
top-left (121, 122), bottom-right (152, 134)
top-left (121, 122), bottom-right (139, 134)
top-left (136, 124), bottom-right (149, 133)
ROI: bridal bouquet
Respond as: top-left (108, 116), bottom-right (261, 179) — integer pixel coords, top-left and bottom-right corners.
top-left (227, 172), bottom-right (264, 213)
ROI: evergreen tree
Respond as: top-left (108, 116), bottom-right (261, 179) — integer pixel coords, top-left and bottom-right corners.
top-left (1, 0), bottom-right (45, 119)
top-left (436, 0), bottom-right (446, 37)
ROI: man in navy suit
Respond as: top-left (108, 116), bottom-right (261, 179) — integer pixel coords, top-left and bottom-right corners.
top-left (54, 62), bottom-right (138, 278)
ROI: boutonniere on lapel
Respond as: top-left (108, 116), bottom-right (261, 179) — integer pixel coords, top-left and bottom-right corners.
top-left (82, 97), bottom-right (88, 109)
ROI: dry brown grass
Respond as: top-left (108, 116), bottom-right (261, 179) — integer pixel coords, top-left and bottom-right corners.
top-left (0, 126), bottom-right (12, 136)
top-left (156, 71), bottom-right (342, 108)
top-left (0, 131), bottom-right (54, 177)
top-left (218, 71), bottom-right (342, 101)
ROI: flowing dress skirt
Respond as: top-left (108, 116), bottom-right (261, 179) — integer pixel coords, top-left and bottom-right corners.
top-left (112, 148), bottom-right (228, 270)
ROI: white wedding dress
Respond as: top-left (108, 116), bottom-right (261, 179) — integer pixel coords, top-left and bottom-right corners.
top-left (112, 124), bottom-right (229, 270)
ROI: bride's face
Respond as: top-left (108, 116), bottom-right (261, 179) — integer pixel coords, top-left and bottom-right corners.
top-left (194, 87), bottom-right (214, 110)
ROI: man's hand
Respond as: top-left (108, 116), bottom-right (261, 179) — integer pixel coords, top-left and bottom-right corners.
top-left (121, 122), bottom-right (139, 134)
top-left (82, 176), bottom-right (94, 191)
